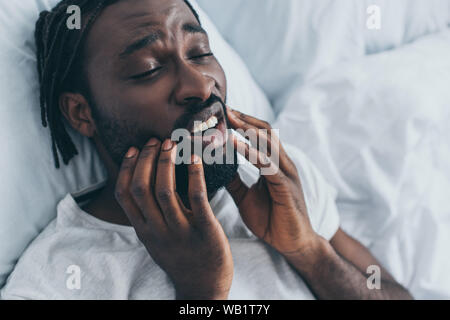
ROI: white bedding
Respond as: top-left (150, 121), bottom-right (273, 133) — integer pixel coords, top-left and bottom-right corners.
top-left (1, 0), bottom-right (449, 299)
top-left (274, 29), bottom-right (450, 299)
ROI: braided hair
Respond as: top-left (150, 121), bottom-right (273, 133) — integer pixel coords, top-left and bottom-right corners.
top-left (35, 0), bottom-right (200, 169)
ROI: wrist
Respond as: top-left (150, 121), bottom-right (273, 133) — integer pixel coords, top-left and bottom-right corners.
top-left (282, 235), bottom-right (334, 276)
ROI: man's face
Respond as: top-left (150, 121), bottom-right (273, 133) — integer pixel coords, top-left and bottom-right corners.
top-left (80, 0), bottom-right (237, 199)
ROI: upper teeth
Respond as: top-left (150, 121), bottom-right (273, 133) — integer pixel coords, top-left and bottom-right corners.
top-left (193, 116), bottom-right (218, 133)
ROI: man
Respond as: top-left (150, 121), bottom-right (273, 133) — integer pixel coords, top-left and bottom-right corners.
top-left (1, 0), bottom-right (412, 299)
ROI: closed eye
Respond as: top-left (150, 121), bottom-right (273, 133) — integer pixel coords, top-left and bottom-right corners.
top-left (130, 67), bottom-right (162, 80)
top-left (190, 52), bottom-right (214, 60)
top-left (129, 53), bottom-right (213, 80)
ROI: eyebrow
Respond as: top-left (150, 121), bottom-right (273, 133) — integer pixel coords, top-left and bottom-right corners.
top-left (119, 23), bottom-right (207, 59)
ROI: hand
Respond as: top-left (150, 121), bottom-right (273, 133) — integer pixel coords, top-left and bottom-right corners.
top-left (226, 107), bottom-right (320, 258)
top-left (114, 138), bottom-right (233, 300)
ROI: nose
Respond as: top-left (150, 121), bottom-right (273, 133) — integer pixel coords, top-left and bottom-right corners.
top-left (174, 62), bottom-right (215, 105)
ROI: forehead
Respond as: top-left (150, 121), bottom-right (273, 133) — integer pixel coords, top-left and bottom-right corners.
top-left (84, 0), bottom-right (199, 61)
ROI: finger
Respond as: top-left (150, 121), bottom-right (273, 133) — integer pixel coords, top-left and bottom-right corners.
top-left (129, 138), bottom-right (167, 232)
top-left (155, 139), bottom-right (189, 230)
top-left (231, 134), bottom-right (290, 195)
top-left (231, 133), bottom-right (277, 173)
top-left (226, 107), bottom-right (268, 148)
top-left (226, 105), bottom-right (270, 129)
top-left (227, 106), bottom-right (298, 178)
top-left (114, 147), bottom-right (146, 227)
top-left (225, 171), bottom-right (249, 206)
top-left (187, 154), bottom-right (217, 230)
top-left (227, 106), bottom-right (277, 155)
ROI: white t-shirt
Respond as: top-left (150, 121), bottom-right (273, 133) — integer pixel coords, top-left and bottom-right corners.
top-left (1, 144), bottom-right (340, 300)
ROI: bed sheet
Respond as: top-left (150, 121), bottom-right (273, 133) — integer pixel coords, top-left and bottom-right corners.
top-left (274, 29), bottom-right (450, 298)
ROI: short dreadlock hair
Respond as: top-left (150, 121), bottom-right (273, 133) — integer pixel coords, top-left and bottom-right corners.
top-left (35, 0), bottom-right (200, 169)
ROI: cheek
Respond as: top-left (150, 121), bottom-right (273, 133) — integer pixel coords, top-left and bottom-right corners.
top-left (111, 86), bottom-right (183, 139)
top-left (212, 60), bottom-right (227, 98)
top-left (87, 64), bottom-right (178, 140)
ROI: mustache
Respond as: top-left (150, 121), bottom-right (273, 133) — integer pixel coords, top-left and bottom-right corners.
top-left (172, 94), bottom-right (225, 132)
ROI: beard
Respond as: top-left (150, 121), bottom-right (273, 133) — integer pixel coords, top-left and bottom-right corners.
top-left (90, 95), bottom-right (239, 203)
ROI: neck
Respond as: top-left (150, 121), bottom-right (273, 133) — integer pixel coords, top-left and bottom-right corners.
top-left (81, 179), bottom-right (133, 226)
top-left (81, 136), bottom-right (132, 226)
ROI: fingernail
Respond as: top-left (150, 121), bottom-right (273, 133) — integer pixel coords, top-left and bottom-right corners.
top-left (162, 139), bottom-right (174, 151)
top-left (260, 153), bottom-right (271, 166)
top-left (191, 154), bottom-right (202, 164)
top-left (125, 147), bottom-right (137, 158)
top-left (145, 138), bottom-right (159, 147)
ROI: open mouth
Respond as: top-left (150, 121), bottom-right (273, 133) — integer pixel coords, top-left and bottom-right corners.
top-left (192, 115), bottom-right (220, 134)
top-left (185, 101), bottom-right (229, 150)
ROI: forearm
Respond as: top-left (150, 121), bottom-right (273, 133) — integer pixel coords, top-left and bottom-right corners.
top-left (284, 237), bottom-right (413, 300)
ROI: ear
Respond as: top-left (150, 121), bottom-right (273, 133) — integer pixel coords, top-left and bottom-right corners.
top-left (59, 92), bottom-right (97, 138)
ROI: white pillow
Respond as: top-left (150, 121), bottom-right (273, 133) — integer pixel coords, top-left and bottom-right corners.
top-left (196, 0), bottom-right (365, 111)
top-left (360, 0), bottom-right (450, 54)
top-left (0, 0), bottom-right (274, 288)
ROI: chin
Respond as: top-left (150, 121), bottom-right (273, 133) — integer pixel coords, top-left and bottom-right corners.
top-left (175, 154), bottom-right (239, 204)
